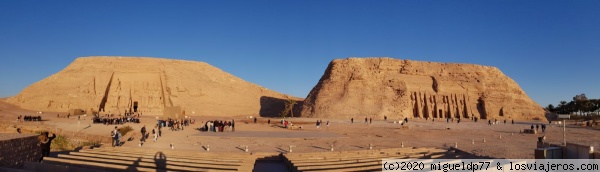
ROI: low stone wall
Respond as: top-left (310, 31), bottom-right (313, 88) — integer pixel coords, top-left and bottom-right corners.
top-left (0, 134), bottom-right (40, 168)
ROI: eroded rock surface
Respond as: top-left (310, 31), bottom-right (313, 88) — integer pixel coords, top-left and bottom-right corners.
top-left (5, 56), bottom-right (298, 116)
top-left (301, 58), bottom-right (545, 120)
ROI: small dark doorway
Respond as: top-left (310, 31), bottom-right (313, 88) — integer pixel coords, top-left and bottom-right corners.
top-left (133, 101), bottom-right (138, 112)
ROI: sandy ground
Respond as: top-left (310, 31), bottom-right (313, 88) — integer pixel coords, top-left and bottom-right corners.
top-left (1, 100), bottom-right (598, 159)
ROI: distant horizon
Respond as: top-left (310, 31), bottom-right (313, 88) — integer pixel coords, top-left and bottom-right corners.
top-left (1, 1), bottom-right (599, 107)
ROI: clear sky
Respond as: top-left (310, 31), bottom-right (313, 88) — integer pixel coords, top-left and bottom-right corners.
top-left (1, 0), bottom-right (598, 107)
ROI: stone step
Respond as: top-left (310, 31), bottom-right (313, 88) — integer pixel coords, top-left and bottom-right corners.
top-left (284, 148), bottom-right (443, 157)
top-left (301, 165), bottom-right (382, 172)
top-left (58, 154), bottom-right (241, 171)
top-left (0, 167), bottom-right (34, 172)
top-left (70, 151), bottom-right (243, 165)
top-left (285, 150), bottom-right (446, 160)
top-left (297, 160), bottom-right (381, 171)
top-left (287, 147), bottom-right (436, 155)
top-left (287, 154), bottom-right (406, 163)
top-left (80, 149), bottom-right (247, 161)
top-left (42, 156), bottom-right (234, 172)
top-left (292, 153), bottom-right (447, 168)
top-left (24, 161), bottom-right (111, 172)
top-left (41, 157), bottom-right (164, 171)
top-left (88, 148), bottom-right (249, 160)
top-left (99, 146), bottom-right (247, 155)
top-left (291, 155), bottom-right (406, 166)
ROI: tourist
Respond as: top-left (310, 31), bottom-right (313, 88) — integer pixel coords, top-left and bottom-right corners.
top-left (535, 124), bottom-right (539, 132)
top-left (351, 118), bottom-right (354, 123)
top-left (531, 124), bottom-right (534, 131)
top-left (153, 127), bottom-right (157, 142)
top-left (112, 126), bottom-right (118, 146)
top-left (369, 118), bottom-right (372, 124)
top-left (38, 132), bottom-right (56, 162)
top-left (326, 121), bottom-right (330, 127)
top-left (488, 120), bottom-right (492, 125)
top-left (384, 116), bottom-right (387, 121)
top-left (141, 125), bottom-right (147, 142)
top-left (114, 129), bottom-right (122, 146)
top-left (364, 117), bottom-right (367, 123)
top-left (232, 119), bottom-right (235, 132)
top-left (158, 124), bottom-right (162, 137)
top-left (404, 117), bottom-right (408, 124)
top-left (254, 117), bottom-right (257, 124)
top-left (504, 119), bottom-right (506, 124)
top-left (512, 119), bottom-right (514, 124)
top-left (541, 124), bottom-right (546, 133)
top-left (268, 119), bottom-right (271, 124)
top-left (316, 120), bottom-right (320, 129)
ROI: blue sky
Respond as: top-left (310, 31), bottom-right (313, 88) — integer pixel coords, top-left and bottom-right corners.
top-left (1, 0), bottom-right (598, 107)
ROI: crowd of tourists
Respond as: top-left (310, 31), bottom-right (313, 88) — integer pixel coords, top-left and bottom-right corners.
top-left (93, 114), bottom-right (140, 125)
top-left (158, 118), bottom-right (193, 131)
top-left (16, 115), bottom-right (43, 122)
top-left (531, 124), bottom-right (547, 133)
top-left (201, 120), bottom-right (235, 132)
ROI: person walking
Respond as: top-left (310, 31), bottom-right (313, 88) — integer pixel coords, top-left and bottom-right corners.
top-left (114, 129), bottom-right (122, 147)
top-left (232, 119), bottom-right (235, 132)
top-left (111, 128), bottom-right (117, 147)
top-left (542, 124), bottom-right (546, 133)
top-left (316, 120), bottom-right (320, 129)
top-left (38, 132), bottom-right (56, 162)
top-left (140, 125), bottom-right (147, 142)
top-left (531, 124), bottom-right (534, 131)
top-left (153, 127), bottom-right (158, 142)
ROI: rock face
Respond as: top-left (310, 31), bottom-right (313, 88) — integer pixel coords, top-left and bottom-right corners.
top-left (301, 58), bottom-right (545, 120)
top-left (5, 56), bottom-right (299, 117)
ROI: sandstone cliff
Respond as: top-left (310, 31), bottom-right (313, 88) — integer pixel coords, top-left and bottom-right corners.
top-left (301, 58), bottom-right (545, 120)
top-left (5, 56), bottom-right (300, 117)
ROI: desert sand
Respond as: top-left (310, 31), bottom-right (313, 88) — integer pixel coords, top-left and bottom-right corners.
top-left (1, 100), bottom-right (598, 159)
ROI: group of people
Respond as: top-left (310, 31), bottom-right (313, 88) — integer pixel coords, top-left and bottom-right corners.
top-left (202, 120), bottom-right (235, 132)
top-left (139, 124), bottom-right (161, 146)
top-left (111, 126), bottom-right (123, 147)
top-left (159, 118), bottom-right (193, 131)
top-left (17, 115), bottom-right (42, 122)
top-left (531, 124), bottom-right (547, 133)
top-left (93, 116), bottom-right (140, 125)
top-left (315, 120), bottom-right (329, 129)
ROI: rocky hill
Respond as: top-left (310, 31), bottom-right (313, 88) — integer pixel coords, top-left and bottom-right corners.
top-left (301, 58), bottom-right (545, 120)
top-left (5, 56), bottom-right (300, 117)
